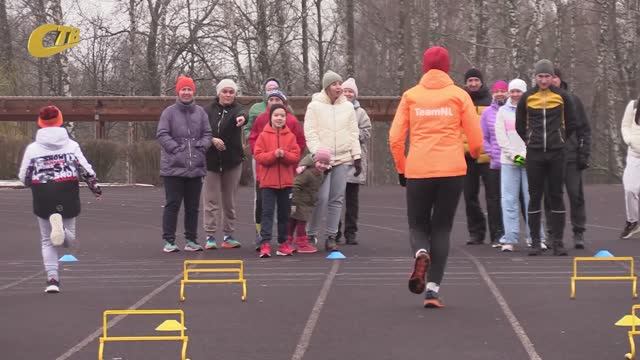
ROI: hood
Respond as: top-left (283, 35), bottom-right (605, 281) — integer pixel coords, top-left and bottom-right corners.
top-left (419, 70), bottom-right (454, 90)
top-left (467, 86), bottom-right (491, 102)
top-left (505, 98), bottom-right (519, 109)
top-left (311, 90), bottom-right (347, 105)
top-left (352, 99), bottom-right (361, 109)
top-left (175, 99), bottom-right (196, 113)
top-left (35, 127), bottom-right (70, 150)
top-left (263, 122), bottom-right (291, 135)
top-left (299, 153), bottom-right (315, 167)
top-left (490, 100), bottom-right (504, 110)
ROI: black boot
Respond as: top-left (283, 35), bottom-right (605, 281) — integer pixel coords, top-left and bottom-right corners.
top-left (528, 239), bottom-right (543, 256)
top-left (325, 235), bottom-right (338, 252)
top-left (552, 240), bottom-right (568, 256)
top-left (549, 210), bottom-right (567, 256)
top-left (573, 232), bottom-right (585, 249)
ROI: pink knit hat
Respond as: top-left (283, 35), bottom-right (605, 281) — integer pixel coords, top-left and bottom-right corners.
top-left (491, 80), bottom-right (508, 93)
top-left (314, 148), bottom-right (332, 163)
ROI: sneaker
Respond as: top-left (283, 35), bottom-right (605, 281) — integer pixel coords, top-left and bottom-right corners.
top-left (308, 235), bottom-right (318, 246)
top-left (285, 236), bottom-right (296, 253)
top-left (345, 235), bottom-right (358, 245)
top-left (621, 221), bottom-right (640, 239)
top-left (491, 242), bottom-right (502, 249)
top-left (163, 241), bottom-right (179, 253)
top-left (255, 232), bottom-right (262, 252)
top-left (324, 235), bottom-right (338, 252)
top-left (205, 236), bottom-right (218, 250)
top-left (466, 235), bottom-right (484, 245)
top-left (259, 243), bottom-right (271, 258)
top-left (45, 278), bottom-right (60, 293)
top-left (423, 290), bottom-right (445, 308)
top-left (541, 242), bottom-right (548, 251)
top-left (528, 242), bottom-right (542, 256)
top-left (501, 244), bottom-right (514, 252)
top-left (222, 236), bottom-right (241, 249)
top-left (525, 238), bottom-right (532, 248)
top-left (574, 232), bottom-right (585, 249)
top-left (277, 243), bottom-right (294, 256)
top-left (295, 236), bottom-right (318, 254)
top-left (552, 241), bottom-right (568, 256)
top-left (184, 241), bottom-right (203, 252)
top-left (408, 252), bottom-right (430, 294)
top-left (49, 213), bottom-right (65, 246)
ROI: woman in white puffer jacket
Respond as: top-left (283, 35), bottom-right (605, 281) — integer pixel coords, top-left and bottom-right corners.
top-left (620, 100), bottom-right (640, 238)
top-left (304, 70), bottom-right (361, 251)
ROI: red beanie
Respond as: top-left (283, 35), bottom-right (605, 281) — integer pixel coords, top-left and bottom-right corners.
top-left (175, 75), bottom-right (196, 94)
top-left (422, 46), bottom-right (450, 74)
top-left (37, 105), bottom-right (63, 128)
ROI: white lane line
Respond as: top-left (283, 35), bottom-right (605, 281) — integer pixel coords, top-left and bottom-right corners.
top-left (290, 261), bottom-right (340, 360)
top-left (0, 270), bottom-right (44, 291)
top-left (461, 248), bottom-right (542, 360)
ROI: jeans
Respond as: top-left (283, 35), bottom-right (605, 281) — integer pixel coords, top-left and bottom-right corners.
top-left (260, 188), bottom-right (292, 244)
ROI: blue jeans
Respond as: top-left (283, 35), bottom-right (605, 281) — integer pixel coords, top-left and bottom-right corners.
top-left (500, 164), bottom-right (545, 244)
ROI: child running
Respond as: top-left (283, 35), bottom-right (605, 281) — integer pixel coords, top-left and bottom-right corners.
top-left (289, 148), bottom-right (333, 254)
top-left (18, 105), bottom-right (102, 293)
top-left (254, 104), bottom-right (301, 257)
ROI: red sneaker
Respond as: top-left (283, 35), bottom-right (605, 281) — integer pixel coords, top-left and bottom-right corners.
top-left (259, 243), bottom-right (271, 258)
top-left (408, 252), bottom-right (430, 294)
top-left (285, 236), bottom-right (296, 253)
top-left (276, 242), bottom-right (294, 256)
top-left (294, 236), bottom-right (318, 254)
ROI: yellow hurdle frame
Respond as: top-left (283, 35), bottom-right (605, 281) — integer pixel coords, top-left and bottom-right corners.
top-left (98, 309), bottom-right (188, 360)
top-left (180, 260), bottom-right (247, 302)
top-left (625, 305), bottom-right (640, 359)
top-left (570, 256), bottom-right (638, 299)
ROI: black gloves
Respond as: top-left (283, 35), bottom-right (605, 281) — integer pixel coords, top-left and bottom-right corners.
top-left (577, 152), bottom-right (590, 170)
top-left (398, 173), bottom-right (407, 187)
top-left (353, 159), bottom-right (362, 177)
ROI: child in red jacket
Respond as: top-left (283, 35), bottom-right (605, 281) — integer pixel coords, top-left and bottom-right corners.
top-left (254, 104), bottom-right (301, 258)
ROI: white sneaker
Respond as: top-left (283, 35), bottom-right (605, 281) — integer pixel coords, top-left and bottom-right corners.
top-left (541, 242), bottom-right (548, 250)
top-left (45, 278), bottom-right (60, 293)
top-left (501, 244), bottom-right (514, 252)
top-left (49, 213), bottom-right (64, 246)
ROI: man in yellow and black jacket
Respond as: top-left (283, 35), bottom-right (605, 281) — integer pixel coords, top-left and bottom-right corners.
top-left (462, 68), bottom-right (493, 246)
top-left (516, 59), bottom-right (583, 256)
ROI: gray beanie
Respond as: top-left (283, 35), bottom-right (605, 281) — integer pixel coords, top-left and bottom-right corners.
top-left (322, 70), bottom-right (343, 89)
top-left (534, 59), bottom-right (555, 76)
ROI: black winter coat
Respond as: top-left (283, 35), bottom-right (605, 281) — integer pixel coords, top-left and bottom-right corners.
top-left (205, 98), bottom-right (246, 172)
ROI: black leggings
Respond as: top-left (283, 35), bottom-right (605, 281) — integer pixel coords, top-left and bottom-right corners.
top-left (527, 150), bottom-right (566, 242)
top-left (407, 176), bottom-right (464, 285)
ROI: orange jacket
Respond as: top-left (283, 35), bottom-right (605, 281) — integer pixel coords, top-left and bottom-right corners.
top-left (254, 123), bottom-right (301, 189)
top-left (389, 70), bottom-right (483, 179)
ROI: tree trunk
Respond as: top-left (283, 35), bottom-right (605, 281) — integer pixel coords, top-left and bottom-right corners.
top-left (345, 0), bottom-right (355, 77)
top-left (567, 0), bottom-right (577, 85)
top-left (396, 0), bottom-right (406, 94)
top-left (301, 0), bottom-right (310, 94)
top-left (256, 0), bottom-right (270, 80)
top-left (316, 0), bottom-right (325, 86)
top-left (474, 0), bottom-right (488, 73)
top-left (275, 0), bottom-right (292, 90)
top-left (145, 0), bottom-right (168, 96)
top-left (0, 0), bottom-right (16, 95)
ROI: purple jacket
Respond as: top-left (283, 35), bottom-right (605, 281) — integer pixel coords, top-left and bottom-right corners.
top-left (481, 101), bottom-right (502, 169)
top-left (157, 100), bottom-right (213, 178)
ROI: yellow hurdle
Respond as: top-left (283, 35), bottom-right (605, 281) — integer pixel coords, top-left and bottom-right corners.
top-left (570, 256), bottom-right (637, 299)
top-left (624, 305), bottom-right (640, 359)
top-left (180, 260), bottom-right (247, 302)
top-left (98, 309), bottom-right (188, 360)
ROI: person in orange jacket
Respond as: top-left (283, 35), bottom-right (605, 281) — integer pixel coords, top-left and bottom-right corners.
top-left (389, 46), bottom-right (483, 308)
top-left (253, 104), bottom-right (301, 258)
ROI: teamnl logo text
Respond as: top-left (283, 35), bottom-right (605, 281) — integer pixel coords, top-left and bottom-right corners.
top-left (415, 107), bottom-right (454, 117)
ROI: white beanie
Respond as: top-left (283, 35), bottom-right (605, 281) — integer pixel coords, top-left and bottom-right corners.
top-left (508, 79), bottom-right (527, 93)
top-left (342, 77), bottom-right (358, 97)
top-left (216, 79), bottom-right (238, 95)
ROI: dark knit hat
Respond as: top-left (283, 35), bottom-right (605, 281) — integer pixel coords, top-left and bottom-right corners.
top-left (267, 89), bottom-right (287, 103)
top-left (422, 46), bottom-right (450, 73)
top-left (269, 103), bottom-right (287, 127)
top-left (534, 59), bottom-right (555, 75)
top-left (464, 68), bottom-right (484, 82)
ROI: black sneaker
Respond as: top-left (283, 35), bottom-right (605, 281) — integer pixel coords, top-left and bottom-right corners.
top-left (528, 242), bottom-right (543, 256)
top-left (423, 290), bottom-right (445, 308)
top-left (573, 233), bottom-right (585, 249)
top-left (552, 241), bottom-right (568, 256)
top-left (466, 236), bottom-right (484, 245)
top-left (325, 236), bottom-right (338, 252)
top-left (45, 278), bottom-right (60, 293)
top-left (308, 235), bottom-right (318, 246)
top-left (621, 221), bottom-right (640, 239)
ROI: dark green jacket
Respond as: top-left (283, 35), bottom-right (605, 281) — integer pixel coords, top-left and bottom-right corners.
top-left (290, 155), bottom-right (326, 221)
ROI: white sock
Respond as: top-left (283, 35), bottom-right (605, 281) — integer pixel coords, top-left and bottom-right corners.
top-left (426, 282), bottom-right (440, 293)
top-left (415, 249), bottom-right (428, 258)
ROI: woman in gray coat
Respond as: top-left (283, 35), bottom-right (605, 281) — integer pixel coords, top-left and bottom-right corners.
top-left (157, 76), bottom-right (212, 253)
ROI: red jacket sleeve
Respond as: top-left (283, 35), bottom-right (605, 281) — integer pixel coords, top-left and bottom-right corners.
top-left (288, 114), bottom-right (306, 153)
top-left (254, 132), bottom-right (277, 166)
top-left (282, 134), bottom-right (301, 165)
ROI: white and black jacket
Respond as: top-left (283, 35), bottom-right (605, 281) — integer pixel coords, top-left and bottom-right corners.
top-left (18, 127), bottom-right (102, 219)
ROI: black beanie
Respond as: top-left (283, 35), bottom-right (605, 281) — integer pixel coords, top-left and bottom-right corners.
top-left (269, 103), bottom-right (287, 127)
top-left (464, 68), bottom-right (484, 82)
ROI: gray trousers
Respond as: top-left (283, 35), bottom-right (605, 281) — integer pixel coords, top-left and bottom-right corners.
top-left (203, 165), bottom-right (243, 236)
top-left (37, 216), bottom-right (76, 280)
top-left (307, 164), bottom-right (349, 237)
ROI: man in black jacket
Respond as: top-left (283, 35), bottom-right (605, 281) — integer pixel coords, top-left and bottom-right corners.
top-left (516, 59), bottom-right (583, 256)
top-left (463, 68), bottom-right (494, 245)
top-left (544, 68), bottom-right (591, 249)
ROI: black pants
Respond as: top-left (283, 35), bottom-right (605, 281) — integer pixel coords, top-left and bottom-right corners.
top-left (544, 161), bottom-right (586, 235)
top-left (255, 180), bottom-right (262, 225)
top-left (486, 169), bottom-right (504, 242)
top-left (464, 158), bottom-right (490, 242)
top-left (260, 188), bottom-right (292, 244)
top-left (337, 182), bottom-right (360, 241)
top-left (407, 176), bottom-right (464, 285)
top-left (162, 176), bottom-right (203, 243)
top-left (527, 150), bottom-right (566, 243)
